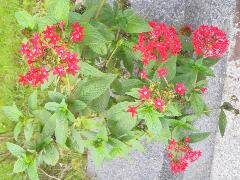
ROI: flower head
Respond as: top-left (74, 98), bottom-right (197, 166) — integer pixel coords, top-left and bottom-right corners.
top-left (175, 83), bottom-right (186, 96)
top-left (153, 98), bottom-right (165, 111)
top-left (139, 69), bottom-right (147, 79)
top-left (70, 22), bottom-right (84, 43)
top-left (134, 22), bottom-right (181, 65)
top-left (138, 85), bottom-right (151, 99)
top-left (127, 106), bottom-right (138, 118)
top-left (157, 67), bottom-right (167, 78)
top-left (192, 25), bottom-right (229, 58)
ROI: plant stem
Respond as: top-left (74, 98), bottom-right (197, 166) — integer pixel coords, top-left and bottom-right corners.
top-left (94, 0), bottom-right (106, 19)
top-left (66, 74), bottom-right (71, 96)
top-left (39, 168), bottom-right (61, 180)
top-left (105, 42), bottom-right (121, 71)
top-left (163, 77), bottom-right (169, 86)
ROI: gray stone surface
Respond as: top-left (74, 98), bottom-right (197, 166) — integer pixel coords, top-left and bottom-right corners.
top-left (87, 0), bottom-right (238, 179)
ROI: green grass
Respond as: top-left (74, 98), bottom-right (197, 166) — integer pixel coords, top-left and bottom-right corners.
top-left (0, 0), bottom-right (35, 179)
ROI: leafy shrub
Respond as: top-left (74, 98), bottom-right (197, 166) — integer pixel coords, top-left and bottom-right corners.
top-left (1, 0), bottom-right (236, 178)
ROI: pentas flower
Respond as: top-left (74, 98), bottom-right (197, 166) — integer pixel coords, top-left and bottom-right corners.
top-left (53, 66), bottom-right (65, 78)
top-left (200, 87), bottom-right (207, 93)
top-left (153, 98), bottom-right (165, 111)
top-left (127, 106), bottom-right (138, 118)
top-left (138, 85), bottom-right (151, 99)
top-left (70, 22), bottom-right (84, 43)
top-left (66, 63), bottom-right (80, 76)
top-left (175, 83), bottom-right (186, 96)
top-left (43, 25), bottom-right (60, 45)
top-left (184, 136), bottom-right (190, 143)
top-left (167, 138), bottom-right (202, 173)
top-left (139, 69), bottom-right (147, 79)
top-left (157, 67), bottom-right (167, 78)
top-left (192, 25), bottom-right (229, 58)
top-left (170, 159), bottom-right (188, 173)
top-left (18, 21), bottom-right (84, 86)
top-left (134, 21), bottom-right (181, 65)
top-left (19, 66), bottom-right (49, 87)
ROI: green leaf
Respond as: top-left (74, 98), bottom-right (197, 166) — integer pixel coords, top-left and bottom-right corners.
top-left (189, 132), bottom-right (210, 143)
top-left (37, 16), bottom-right (58, 32)
top-left (72, 129), bottom-right (84, 153)
top-left (203, 57), bottom-right (219, 67)
top-left (138, 104), bottom-right (162, 136)
top-left (82, 23), bottom-right (107, 45)
top-left (89, 90), bottom-right (110, 112)
top-left (196, 80), bottom-right (208, 88)
top-left (27, 160), bottom-right (39, 180)
top-left (13, 159), bottom-right (27, 173)
top-left (122, 9), bottom-right (151, 33)
top-left (6, 143), bottom-right (25, 158)
top-left (41, 72), bottom-right (54, 91)
top-left (219, 109), bottom-right (227, 137)
top-left (91, 145), bottom-right (108, 168)
top-left (69, 4), bottom-right (98, 23)
top-left (46, 0), bottom-right (70, 23)
top-left (79, 61), bottom-right (105, 77)
top-left (121, 79), bottom-right (144, 93)
top-left (32, 109), bottom-right (52, 124)
top-left (48, 91), bottom-right (64, 103)
top-left (1, 103), bottom-right (23, 122)
top-left (194, 59), bottom-right (215, 76)
top-left (109, 138), bottom-right (130, 158)
top-left (88, 42), bottom-right (107, 55)
top-left (44, 102), bottom-right (60, 112)
top-left (125, 88), bottom-right (139, 99)
top-left (190, 93), bottom-right (205, 115)
top-left (14, 122), bottom-right (23, 141)
top-left (24, 121), bottom-right (33, 142)
top-left (15, 10), bottom-right (35, 29)
top-left (163, 101), bottom-right (182, 117)
top-left (69, 100), bottom-right (87, 114)
top-left (166, 119), bottom-right (196, 130)
top-left (42, 144), bottom-right (59, 166)
top-left (73, 74), bottom-right (116, 103)
top-left (106, 102), bottom-right (137, 137)
top-left (42, 113), bottom-right (57, 138)
top-left (28, 91), bottom-right (37, 112)
top-left (55, 112), bottom-right (68, 146)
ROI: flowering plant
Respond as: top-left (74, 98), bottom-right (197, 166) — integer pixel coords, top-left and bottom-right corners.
top-left (1, 0), bottom-right (234, 178)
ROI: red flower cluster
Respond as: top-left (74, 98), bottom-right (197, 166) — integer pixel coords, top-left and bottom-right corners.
top-left (70, 22), bottom-right (84, 43)
top-left (127, 85), bottom-right (165, 118)
top-left (175, 83), bottom-right (186, 96)
top-left (167, 137), bottom-right (202, 173)
top-left (19, 22), bottom-right (84, 86)
top-left (192, 25), bottom-right (228, 58)
top-left (134, 21), bottom-right (181, 65)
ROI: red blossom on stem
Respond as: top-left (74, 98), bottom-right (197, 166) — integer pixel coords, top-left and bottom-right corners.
top-left (138, 85), bottom-right (151, 99)
top-left (18, 21), bottom-right (84, 87)
top-left (139, 69), bottom-right (147, 79)
top-left (70, 22), bottom-right (84, 43)
top-left (167, 137), bottom-right (202, 173)
top-left (175, 83), bottom-right (186, 96)
top-left (134, 21), bottom-right (181, 64)
top-left (157, 67), bottom-right (167, 78)
top-left (153, 98), bottom-right (165, 111)
top-left (192, 25), bottom-right (229, 58)
top-left (127, 106), bottom-right (138, 118)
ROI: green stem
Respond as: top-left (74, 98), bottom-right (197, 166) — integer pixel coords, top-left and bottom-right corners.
top-left (94, 0), bottom-right (106, 19)
top-left (66, 74), bottom-right (71, 96)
